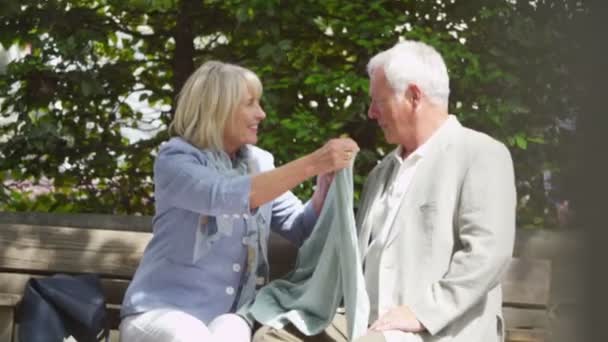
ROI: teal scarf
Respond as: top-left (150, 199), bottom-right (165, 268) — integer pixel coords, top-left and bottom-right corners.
top-left (242, 163), bottom-right (370, 341)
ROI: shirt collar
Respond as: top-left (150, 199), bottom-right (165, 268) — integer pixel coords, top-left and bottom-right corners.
top-left (391, 115), bottom-right (456, 164)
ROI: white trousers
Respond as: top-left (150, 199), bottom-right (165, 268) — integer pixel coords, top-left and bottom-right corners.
top-left (119, 309), bottom-right (252, 342)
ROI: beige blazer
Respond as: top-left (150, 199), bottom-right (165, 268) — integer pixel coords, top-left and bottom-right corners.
top-left (357, 117), bottom-right (516, 341)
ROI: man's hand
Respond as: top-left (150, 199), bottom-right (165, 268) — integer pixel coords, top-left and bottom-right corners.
top-left (369, 305), bottom-right (425, 333)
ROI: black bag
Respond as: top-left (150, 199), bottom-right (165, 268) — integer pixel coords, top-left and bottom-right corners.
top-left (18, 274), bottom-right (110, 342)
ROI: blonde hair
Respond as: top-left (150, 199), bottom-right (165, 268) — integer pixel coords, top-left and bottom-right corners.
top-left (170, 61), bottom-right (263, 150)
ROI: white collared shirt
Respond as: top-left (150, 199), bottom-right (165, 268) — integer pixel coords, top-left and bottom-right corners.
top-left (364, 115), bottom-right (454, 323)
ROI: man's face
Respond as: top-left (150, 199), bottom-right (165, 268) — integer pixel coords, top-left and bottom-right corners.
top-left (367, 69), bottom-right (412, 144)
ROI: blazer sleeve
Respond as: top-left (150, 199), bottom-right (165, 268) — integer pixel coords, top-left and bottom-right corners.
top-left (410, 140), bottom-right (517, 335)
top-left (154, 142), bottom-right (253, 216)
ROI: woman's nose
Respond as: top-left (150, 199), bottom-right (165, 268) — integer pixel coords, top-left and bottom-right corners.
top-left (257, 106), bottom-right (266, 120)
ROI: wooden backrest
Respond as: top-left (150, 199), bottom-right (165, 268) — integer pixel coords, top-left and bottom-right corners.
top-left (0, 221), bottom-right (152, 329)
top-left (0, 223), bottom-right (150, 278)
top-left (0, 213), bottom-right (298, 329)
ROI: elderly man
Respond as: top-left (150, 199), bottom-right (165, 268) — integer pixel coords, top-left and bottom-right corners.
top-left (254, 40), bottom-right (516, 342)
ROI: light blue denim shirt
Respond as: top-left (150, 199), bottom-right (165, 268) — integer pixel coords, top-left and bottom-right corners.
top-left (121, 137), bottom-right (318, 323)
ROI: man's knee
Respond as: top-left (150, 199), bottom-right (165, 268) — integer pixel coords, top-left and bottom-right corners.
top-left (353, 331), bottom-right (386, 342)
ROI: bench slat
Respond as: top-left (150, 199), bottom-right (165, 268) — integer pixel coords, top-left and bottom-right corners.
top-left (506, 328), bottom-right (546, 342)
top-left (0, 224), bottom-right (151, 278)
top-left (503, 307), bottom-right (548, 330)
top-left (0, 306), bottom-right (14, 342)
top-left (0, 294), bottom-right (20, 307)
top-left (502, 258), bottom-right (551, 307)
top-left (0, 212), bottom-right (152, 232)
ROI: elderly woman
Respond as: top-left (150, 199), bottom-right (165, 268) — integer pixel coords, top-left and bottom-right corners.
top-left (119, 61), bottom-right (359, 342)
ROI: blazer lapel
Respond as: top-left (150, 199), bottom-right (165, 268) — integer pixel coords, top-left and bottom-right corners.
top-left (383, 117), bottom-right (462, 248)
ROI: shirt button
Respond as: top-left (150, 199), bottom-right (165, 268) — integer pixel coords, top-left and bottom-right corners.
top-left (233, 264), bottom-right (241, 272)
top-left (226, 287), bottom-right (235, 295)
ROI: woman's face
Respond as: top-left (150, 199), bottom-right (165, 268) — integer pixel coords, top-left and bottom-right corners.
top-left (223, 85), bottom-right (266, 156)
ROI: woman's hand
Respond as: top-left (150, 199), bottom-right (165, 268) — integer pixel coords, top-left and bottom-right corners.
top-left (309, 138), bottom-right (358, 214)
top-left (249, 137), bottom-right (358, 210)
top-left (312, 138), bottom-right (359, 175)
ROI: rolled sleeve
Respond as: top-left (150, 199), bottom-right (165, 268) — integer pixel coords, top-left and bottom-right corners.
top-left (299, 201), bottom-right (318, 233)
top-left (270, 193), bottom-right (318, 247)
top-left (154, 143), bottom-right (254, 216)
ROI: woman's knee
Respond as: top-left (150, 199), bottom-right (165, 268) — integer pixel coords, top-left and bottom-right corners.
top-left (209, 313), bottom-right (252, 341)
top-left (120, 309), bottom-right (212, 342)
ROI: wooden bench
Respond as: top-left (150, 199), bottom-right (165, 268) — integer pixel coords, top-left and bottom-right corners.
top-left (0, 213), bottom-right (551, 341)
top-left (502, 258), bottom-right (552, 342)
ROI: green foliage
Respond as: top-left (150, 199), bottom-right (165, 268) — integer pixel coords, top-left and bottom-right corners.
top-left (0, 0), bottom-right (585, 227)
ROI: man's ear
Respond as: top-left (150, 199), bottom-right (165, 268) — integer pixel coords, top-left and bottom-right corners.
top-left (406, 84), bottom-right (422, 110)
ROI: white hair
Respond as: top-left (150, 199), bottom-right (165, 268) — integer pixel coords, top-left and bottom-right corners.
top-left (170, 61), bottom-right (262, 150)
top-left (367, 40), bottom-right (450, 109)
